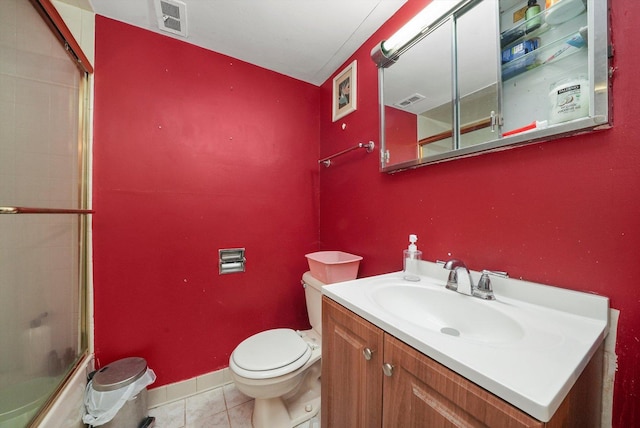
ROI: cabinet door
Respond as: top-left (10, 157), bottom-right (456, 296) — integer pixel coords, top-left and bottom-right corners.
top-left (382, 334), bottom-right (543, 428)
top-left (456, 0), bottom-right (500, 150)
top-left (500, 0), bottom-right (590, 133)
top-left (322, 297), bottom-right (384, 428)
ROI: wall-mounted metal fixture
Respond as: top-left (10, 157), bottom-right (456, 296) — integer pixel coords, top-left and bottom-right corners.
top-left (219, 248), bottom-right (246, 274)
top-left (371, 0), bottom-right (466, 68)
top-left (0, 206), bottom-right (94, 214)
top-left (319, 141), bottom-right (375, 167)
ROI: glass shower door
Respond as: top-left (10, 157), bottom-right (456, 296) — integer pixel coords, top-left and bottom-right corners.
top-left (0, 0), bottom-right (89, 425)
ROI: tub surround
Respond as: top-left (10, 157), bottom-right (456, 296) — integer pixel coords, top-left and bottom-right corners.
top-left (31, 354), bottom-right (94, 428)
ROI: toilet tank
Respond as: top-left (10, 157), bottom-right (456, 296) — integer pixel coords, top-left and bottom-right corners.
top-left (302, 272), bottom-right (326, 336)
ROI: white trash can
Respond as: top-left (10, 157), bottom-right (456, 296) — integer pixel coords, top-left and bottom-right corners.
top-left (83, 357), bottom-right (156, 427)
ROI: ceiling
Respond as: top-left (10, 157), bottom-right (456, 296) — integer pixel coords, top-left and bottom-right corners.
top-left (87, 0), bottom-right (407, 86)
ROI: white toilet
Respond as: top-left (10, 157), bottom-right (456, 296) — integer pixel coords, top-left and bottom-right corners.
top-left (229, 271), bottom-right (325, 428)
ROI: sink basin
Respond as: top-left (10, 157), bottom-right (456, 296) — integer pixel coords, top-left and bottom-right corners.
top-left (369, 283), bottom-right (524, 344)
top-left (322, 265), bottom-right (609, 422)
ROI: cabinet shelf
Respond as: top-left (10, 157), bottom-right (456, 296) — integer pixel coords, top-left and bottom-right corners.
top-left (501, 0), bottom-right (586, 49)
top-left (502, 27), bottom-right (587, 81)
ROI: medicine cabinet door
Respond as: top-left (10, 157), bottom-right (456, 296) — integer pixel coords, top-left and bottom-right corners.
top-left (384, 19), bottom-right (454, 166)
top-left (499, 0), bottom-right (609, 137)
top-left (456, 0), bottom-right (500, 151)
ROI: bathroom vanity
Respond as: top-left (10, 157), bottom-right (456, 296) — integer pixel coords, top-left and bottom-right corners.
top-left (320, 263), bottom-right (608, 427)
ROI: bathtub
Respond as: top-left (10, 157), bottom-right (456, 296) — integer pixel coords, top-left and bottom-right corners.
top-left (0, 377), bottom-right (60, 428)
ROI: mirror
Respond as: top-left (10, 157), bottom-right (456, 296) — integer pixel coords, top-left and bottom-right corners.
top-left (381, 0), bottom-right (499, 170)
top-left (383, 18), bottom-right (453, 165)
top-left (455, 0), bottom-right (500, 150)
top-left (376, 0), bottom-right (610, 173)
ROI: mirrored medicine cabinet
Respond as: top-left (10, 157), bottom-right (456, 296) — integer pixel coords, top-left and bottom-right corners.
top-left (372, 0), bottom-right (611, 173)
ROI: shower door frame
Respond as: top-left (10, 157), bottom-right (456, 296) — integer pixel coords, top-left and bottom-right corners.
top-left (0, 0), bottom-right (93, 425)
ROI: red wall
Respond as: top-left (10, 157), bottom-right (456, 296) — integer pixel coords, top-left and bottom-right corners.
top-left (92, 17), bottom-right (320, 385)
top-left (319, 1), bottom-right (640, 426)
top-left (93, 0), bottom-right (640, 425)
top-left (385, 106), bottom-right (419, 163)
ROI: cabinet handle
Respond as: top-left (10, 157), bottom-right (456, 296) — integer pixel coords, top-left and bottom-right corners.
top-left (363, 348), bottom-right (374, 361)
top-left (382, 363), bottom-right (394, 377)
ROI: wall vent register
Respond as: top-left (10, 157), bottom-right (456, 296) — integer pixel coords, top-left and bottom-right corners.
top-left (395, 93), bottom-right (426, 109)
top-left (155, 0), bottom-right (188, 37)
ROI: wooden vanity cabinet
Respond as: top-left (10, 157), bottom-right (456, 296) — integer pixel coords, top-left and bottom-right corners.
top-left (321, 296), bottom-right (603, 428)
top-left (321, 295), bottom-right (384, 427)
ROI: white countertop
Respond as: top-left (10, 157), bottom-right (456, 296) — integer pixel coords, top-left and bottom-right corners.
top-left (322, 260), bottom-right (609, 422)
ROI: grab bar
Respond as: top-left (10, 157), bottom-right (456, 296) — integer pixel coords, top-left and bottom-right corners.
top-left (319, 141), bottom-right (375, 167)
top-left (0, 206), bottom-right (94, 214)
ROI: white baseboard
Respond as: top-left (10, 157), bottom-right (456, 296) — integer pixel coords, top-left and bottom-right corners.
top-left (147, 367), bottom-right (233, 409)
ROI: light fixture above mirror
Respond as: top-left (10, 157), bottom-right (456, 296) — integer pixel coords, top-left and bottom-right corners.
top-left (371, 0), bottom-right (465, 68)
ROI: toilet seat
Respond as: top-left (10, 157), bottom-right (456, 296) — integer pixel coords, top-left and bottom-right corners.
top-left (230, 328), bottom-right (312, 379)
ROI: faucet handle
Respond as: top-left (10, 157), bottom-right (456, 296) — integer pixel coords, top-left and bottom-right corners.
top-left (474, 270), bottom-right (508, 300)
top-left (482, 269), bottom-right (509, 278)
top-left (475, 272), bottom-right (495, 300)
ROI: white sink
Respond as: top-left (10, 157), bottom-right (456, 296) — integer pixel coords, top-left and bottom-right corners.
top-left (322, 261), bottom-right (609, 422)
top-left (370, 282), bottom-right (525, 344)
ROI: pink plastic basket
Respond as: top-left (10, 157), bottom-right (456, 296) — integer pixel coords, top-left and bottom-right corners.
top-left (305, 251), bottom-right (363, 284)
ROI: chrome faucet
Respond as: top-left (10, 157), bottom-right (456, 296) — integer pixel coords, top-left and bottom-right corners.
top-left (443, 259), bottom-right (507, 300)
top-left (443, 259), bottom-right (474, 295)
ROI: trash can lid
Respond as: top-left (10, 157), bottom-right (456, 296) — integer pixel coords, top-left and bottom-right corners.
top-left (92, 357), bottom-right (148, 392)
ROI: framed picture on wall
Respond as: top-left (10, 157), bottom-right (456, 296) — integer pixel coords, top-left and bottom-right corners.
top-left (332, 60), bottom-right (357, 122)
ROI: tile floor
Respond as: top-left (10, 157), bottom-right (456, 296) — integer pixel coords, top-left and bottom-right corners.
top-left (148, 383), bottom-right (320, 428)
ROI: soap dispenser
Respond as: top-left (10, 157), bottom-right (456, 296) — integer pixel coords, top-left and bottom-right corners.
top-left (403, 234), bottom-right (422, 281)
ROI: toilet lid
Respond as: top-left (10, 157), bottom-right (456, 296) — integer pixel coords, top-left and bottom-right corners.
top-left (231, 329), bottom-right (311, 377)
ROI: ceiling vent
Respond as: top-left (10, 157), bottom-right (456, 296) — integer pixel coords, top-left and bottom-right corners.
top-left (154, 0), bottom-right (188, 37)
top-left (394, 93), bottom-right (426, 109)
